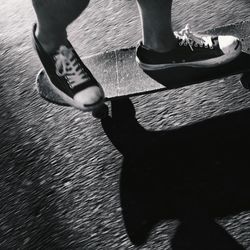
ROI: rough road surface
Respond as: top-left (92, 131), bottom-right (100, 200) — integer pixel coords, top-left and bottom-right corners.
top-left (1, 0), bottom-right (250, 249)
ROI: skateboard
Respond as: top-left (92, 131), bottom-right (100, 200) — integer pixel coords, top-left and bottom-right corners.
top-left (35, 21), bottom-right (250, 118)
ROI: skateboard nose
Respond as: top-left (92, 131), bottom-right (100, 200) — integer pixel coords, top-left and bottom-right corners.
top-left (219, 35), bottom-right (242, 54)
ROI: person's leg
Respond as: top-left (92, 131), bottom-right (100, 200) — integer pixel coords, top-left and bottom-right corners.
top-left (32, 0), bottom-right (104, 111)
top-left (32, 0), bottom-right (89, 53)
top-left (136, 0), bottom-right (176, 53)
top-left (136, 0), bottom-right (242, 70)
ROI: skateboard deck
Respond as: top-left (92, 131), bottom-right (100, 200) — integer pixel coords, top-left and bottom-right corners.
top-left (35, 21), bottom-right (250, 116)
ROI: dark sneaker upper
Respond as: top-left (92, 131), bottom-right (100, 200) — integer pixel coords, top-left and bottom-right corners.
top-left (33, 24), bottom-right (104, 111)
top-left (136, 24), bottom-right (241, 71)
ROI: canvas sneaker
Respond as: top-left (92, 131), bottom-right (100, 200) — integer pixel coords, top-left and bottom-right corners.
top-left (136, 24), bottom-right (242, 71)
top-left (33, 24), bottom-right (104, 111)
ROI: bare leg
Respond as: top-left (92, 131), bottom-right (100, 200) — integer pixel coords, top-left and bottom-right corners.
top-left (32, 0), bottom-right (90, 53)
top-left (136, 0), bottom-right (176, 52)
top-left (135, 0), bottom-right (241, 71)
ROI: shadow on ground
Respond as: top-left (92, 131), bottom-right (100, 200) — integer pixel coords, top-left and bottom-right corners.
top-left (101, 98), bottom-right (250, 249)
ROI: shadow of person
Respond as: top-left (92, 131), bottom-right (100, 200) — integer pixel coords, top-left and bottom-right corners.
top-left (101, 98), bottom-right (249, 249)
top-left (172, 217), bottom-right (244, 250)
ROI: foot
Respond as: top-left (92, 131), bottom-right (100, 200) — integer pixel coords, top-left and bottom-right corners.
top-left (136, 24), bottom-right (242, 71)
top-left (33, 24), bottom-right (104, 111)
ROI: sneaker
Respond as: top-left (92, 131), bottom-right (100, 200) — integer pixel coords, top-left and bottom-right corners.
top-left (33, 24), bottom-right (104, 111)
top-left (136, 24), bottom-right (242, 71)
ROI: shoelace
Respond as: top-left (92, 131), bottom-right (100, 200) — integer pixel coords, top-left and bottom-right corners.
top-left (174, 24), bottom-right (214, 51)
top-left (54, 46), bottom-right (90, 88)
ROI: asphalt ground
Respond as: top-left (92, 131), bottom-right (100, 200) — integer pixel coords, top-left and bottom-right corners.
top-left (1, 0), bottom-right (250, 249)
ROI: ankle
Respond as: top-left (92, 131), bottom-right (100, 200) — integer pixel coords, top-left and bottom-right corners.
top-left (143, 34), bottom-right (177, 53)
top-left (36, 26), bottom-right (68, 54)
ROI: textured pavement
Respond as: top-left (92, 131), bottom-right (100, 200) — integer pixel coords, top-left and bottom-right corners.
top-left (1, 0), bottom-right (250, 249)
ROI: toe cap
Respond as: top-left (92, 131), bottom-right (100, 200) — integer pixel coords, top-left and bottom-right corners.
top-left (73, 86), bottom-right (104, 110)
top-left (219, 35), bottom-right (241, 54)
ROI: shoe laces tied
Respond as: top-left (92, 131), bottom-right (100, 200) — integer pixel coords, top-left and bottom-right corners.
top-left (54, 46), bottom-right (90, 88)
top-left (174, 24), bottom-right (214, 51)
